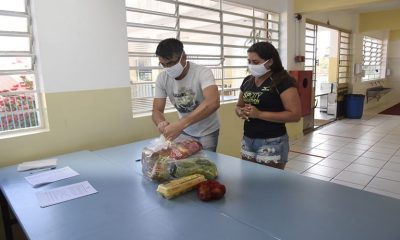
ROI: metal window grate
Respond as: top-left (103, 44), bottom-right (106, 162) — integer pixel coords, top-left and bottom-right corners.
top-left (362, 36), bottom-right (385, 81)
top-left (304, 22), bottom-right (351, 85)
top-left (0, 0), bottom-right (43, 135)
top-left (125, 0), bottom-right (280, 116)
top-left (338, 31), bottom-right (351, 84)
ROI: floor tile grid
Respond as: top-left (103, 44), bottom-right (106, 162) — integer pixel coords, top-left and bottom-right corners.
top-left (326, 134), bottom-right (394, 189)
top-left (362, 156), bottom-right (400, 194)
top-left (293, 114), bottom-right (400, 198)
top-left (292, 118), bottom-right (399, 193)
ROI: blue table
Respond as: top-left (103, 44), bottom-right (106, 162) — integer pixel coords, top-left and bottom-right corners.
top-left (1, 140), bottom-right (400, 240)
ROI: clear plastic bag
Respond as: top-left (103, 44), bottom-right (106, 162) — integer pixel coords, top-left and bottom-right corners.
top-left (141, 135), bottom-right (218, 181)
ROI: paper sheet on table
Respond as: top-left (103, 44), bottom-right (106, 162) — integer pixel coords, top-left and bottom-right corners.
top-left (25, 167), bottom-right (79, 187)
top-left (36, 181), bottom-right (98, 208)
top-left (17, 159), bottom-right (58, 172)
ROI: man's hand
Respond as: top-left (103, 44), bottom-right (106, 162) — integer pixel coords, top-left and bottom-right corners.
top-left (163, 121), bottom-right (184, 141)
top-left (157, 121), bottom-right (169, 134)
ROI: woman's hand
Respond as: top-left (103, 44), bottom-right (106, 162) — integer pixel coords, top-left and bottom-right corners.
top-left (243, 104), bottom-right (260, 119)
top-left (236, 106), bottom-right (249, 121)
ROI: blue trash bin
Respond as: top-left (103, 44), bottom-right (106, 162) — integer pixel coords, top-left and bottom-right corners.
top-left (345, 94), bottom-right (365, 119)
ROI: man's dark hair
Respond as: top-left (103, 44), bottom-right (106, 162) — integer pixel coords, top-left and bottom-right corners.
top-left (156, 38), bottom-right (184, 60)
top-left (247, 41), bottom-right (284, 72)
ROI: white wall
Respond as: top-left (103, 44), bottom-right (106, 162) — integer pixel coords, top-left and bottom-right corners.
top-left (305, 10), bottom-right (355, 31)
top-left (32, 0), bottom-right (131, 93)
top-left (231, 0), bottom-right (289, 13)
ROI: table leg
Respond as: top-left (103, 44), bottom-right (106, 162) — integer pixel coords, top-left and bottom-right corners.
top-left (0, 190), bottom-right (14, 240)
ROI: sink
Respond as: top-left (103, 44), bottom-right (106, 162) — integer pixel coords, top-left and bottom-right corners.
top-left (366, 87), bottom-right (391, 102)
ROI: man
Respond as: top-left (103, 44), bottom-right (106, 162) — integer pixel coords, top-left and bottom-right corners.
top-left (152, 38), bottom-right (220, 152)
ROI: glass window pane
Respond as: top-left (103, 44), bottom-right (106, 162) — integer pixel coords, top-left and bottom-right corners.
top-left (0, 57), bottom-right (32, 71)
top-left (0, 74), bottom-right (35, 92)
top-left (180, 31), bottom-right (220, 44)
top-left (125, 0), bottom-right (176, 14)
top-left (224, 25), bottom-right (252, 37)
top-left (127, 27), bottom-right (176, 40)
top-left (223, 3), bottom-right (253, 16)
top-left (306, 30), bottom-right (315, 37)
top-left (267, 31), bottom-right (279, 40)
top-left (180, 18), bottom-right (220, 33)
top-left (0, 16), bottom-right (27, 32)
top-left (305, 37), bottom-right (315, 44)
top-left (180, 0), bottom-right (220, 9)
top-left (184, 44), bottom-right (221, 55)
top-left (266, 22), bottom-right (279, 31)
top-left (180, 6), bottom-right (219, 21)
top-left (340, 43), bottom-right (349, 49)
top-left (224, 36), bottom-right (250, 46)
top-left (0, 0), bottom-right (25, 12)
top-left (0, 36), bottom-right (30, 51)
top-left (223, 13), bottom-right (252, 27)
top-left (126, 11), bottom-right (176, 28)
top-left (224, 57), bottom-right (247, 67)
top-left (305, 44), bottom-right (314, 52)
top-left (128, 42), bottom-right (158, 54)
top-left (254, 10), bottom-right (266, 19)
top-left (224, 67), bottom-right (247, 80)
top-left (305, 59), bottom-right (314, 66)
top-left (224, 47), bottom-right (247, 56)
top-left (188, 58), bottom-right (221, 66)
top-left (128, 56), bottom-right (159, 68)
top-left (268, 13), bottom-right (279, 22)
top-left (255, 19), bottom-right (267, 29)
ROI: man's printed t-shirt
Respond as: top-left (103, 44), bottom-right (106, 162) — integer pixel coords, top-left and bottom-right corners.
top-left (240, 70), bottom-right (296, 138)
top-left (155, 62), bottom-right (220, 137)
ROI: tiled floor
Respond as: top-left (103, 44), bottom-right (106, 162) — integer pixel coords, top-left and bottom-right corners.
top-left (286, 109), bottom-right (400, 200)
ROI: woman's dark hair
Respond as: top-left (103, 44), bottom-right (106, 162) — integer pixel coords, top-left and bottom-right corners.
top-left (156, 38), bottom-right (184, 60)
top-left (247, 42), bottom-right (284, 72)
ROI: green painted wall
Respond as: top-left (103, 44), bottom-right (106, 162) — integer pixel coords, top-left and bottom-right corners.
top-left (359, 9), bottom-right (400, 32)
top-left (295, 0), bottom-right (390, 14)
top-left (0, 88), bottom-right (303, 167)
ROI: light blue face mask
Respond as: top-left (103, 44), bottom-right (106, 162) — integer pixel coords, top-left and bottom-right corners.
top-left (248, 59), bottom-right (271, 77)
top-left (165, 53), bottom-right (187, 79)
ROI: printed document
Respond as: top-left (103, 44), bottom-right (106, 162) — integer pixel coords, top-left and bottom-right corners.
top-left (36, 181), bottom-right (98, 207)
top-left (25, 167), bottom-right (79, 187)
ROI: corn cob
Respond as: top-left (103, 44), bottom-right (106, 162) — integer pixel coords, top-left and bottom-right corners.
top-left (157, 174), bottom-right (206, 199)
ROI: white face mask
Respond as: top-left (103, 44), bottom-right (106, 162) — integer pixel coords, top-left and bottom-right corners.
top-left (164, 53), bottom-right (187, 79)
top-left (248, 59), bottom-right (270, 77)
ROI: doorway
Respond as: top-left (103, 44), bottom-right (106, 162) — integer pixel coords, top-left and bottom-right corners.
top-left (314, 26), bottom-right (338, 127)
top-left (305, 22), bottom-right (350, 130)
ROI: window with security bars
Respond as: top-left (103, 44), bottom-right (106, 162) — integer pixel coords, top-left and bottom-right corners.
top-left (362, 36), bottom-right (385, 81)
top-left (0, 0), bottom-right (44, 135)
top-left (125, 0), bottom-right (280, 116)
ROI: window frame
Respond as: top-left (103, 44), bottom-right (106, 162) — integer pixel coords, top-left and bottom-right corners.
top-left (362, 35), bottom-right (386, 81)
top-left (0, 0), bottom-right (46, 137)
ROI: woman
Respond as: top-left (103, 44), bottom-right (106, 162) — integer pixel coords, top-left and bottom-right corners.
top-left (235, 42), bottom-right (301, 170)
